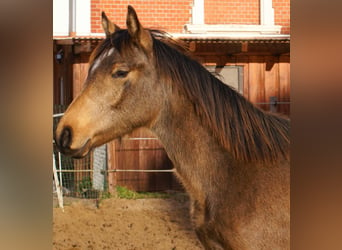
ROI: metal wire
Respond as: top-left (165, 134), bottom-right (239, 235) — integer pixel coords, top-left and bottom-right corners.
top-left (55, 169), bottom-right (175, 173)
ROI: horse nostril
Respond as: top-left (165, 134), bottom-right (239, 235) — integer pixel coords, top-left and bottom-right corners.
top-left (60, 127), bottom-right (72, 149)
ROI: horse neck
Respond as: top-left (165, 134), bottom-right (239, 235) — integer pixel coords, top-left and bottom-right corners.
top-left (151, 91), bottom-right (231, 169)
top-left (150, 86), bottom-right (289, 209)
top-left (150, 88), bottom-right (261, 207)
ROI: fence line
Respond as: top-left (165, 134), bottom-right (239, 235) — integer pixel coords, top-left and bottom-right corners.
top-left (126, 137), bottom-right (159, 140)
top-left (55, 169), bottom-right (175, 173)
top-left (53, 113), bottom-right (64, 118)
top-left (254, 101), bottom-right (290, 105)
top-left (55, 169), bottom-right (95, 172)
top-left (107, 169), bottom-right (175, 173)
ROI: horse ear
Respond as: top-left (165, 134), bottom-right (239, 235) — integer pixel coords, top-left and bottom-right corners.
top-left (101, 12), bottom-right (120, 37)
top-left (126, 5), bottom-right (152, 52)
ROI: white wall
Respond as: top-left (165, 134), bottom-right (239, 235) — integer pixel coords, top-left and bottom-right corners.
top-left (192, 0), bottom-right (204, 25)
top-left (53, 0), bottom-right (91, 37)
top-left (260, 0), bottom-right (275, 26)
top-left (75, 0), bottom-right (91, 36)
top-left (53, 0), bottom-right (70, 36)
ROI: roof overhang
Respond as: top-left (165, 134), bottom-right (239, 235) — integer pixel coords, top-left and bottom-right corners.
top-left (54, 33), bottom-right (290, 43)
top-left (172, 33), bottom-right (290, 43)
top-left (53, 32), bottom-right (290, 55)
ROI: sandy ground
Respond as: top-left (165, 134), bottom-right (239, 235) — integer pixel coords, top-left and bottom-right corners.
top-left (53, 195), bottom-right (203, 250)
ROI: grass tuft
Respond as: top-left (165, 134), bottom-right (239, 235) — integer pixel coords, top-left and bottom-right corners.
top-left (115, 186), bottom-right (171, 199)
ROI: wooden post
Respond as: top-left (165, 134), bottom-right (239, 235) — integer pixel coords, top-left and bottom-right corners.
top-left (107, 141), bottom-right (117, 194)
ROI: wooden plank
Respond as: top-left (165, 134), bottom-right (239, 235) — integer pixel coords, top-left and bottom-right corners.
top-left (154, 149), bottom-right (174, 191)
top-left (80, 63), bottom-right (89, 92)
top-left (232, 55), bottom-right (249, 99)
top-left (248, 56), bottom-right (265, 104)
top-left (264, 56), bottom-right (280, 112)
top-left (116, 137), bottom-right (140, 190)
top-left (225, 55), bottom-right (237, 64)
top-left (64, 46), bottom-right (74, 105)
top-left (53, 44), bottom-right (73, 105)
top-left (236, 55), bottom-right (249, 64)
top-left (242, 63), bottom-right (249, 99)
top-left (137, 138), bottom-right (149, 191)
top-left (279, 55), bottom-right (290, 115)
top-left (55, 39), bottom-right (74, 45)
top-left (106, 141), bottom-right (116, 193)
top-left (108, 127), bottom-right (176, 192)
top-left (72, 63), bottom-right (89, 98)
top-left (72, 64), bottom-right (81, 99)
top-left (241, 42), bottom-right (248, 52)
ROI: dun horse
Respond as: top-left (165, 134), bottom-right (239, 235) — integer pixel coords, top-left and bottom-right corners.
top-left (55, 6), bottom-right (290, 249)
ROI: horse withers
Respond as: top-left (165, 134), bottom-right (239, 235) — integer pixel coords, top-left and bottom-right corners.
top-left (55, 6), bottom-right (290, 249)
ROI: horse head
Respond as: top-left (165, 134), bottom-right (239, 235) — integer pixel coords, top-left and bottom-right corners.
top-left (55, 6), bottom-right (162, 158)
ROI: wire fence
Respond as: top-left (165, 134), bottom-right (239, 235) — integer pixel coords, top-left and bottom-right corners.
top-left (53, 144), bottom-right (106, 198)
top-left (53, 105), bottom-right (107, 211)
top-left (53, 105), bottom-right (175, 209)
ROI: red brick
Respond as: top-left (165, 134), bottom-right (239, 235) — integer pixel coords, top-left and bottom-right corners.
top-left (90, 0), bottom-right (289, 34)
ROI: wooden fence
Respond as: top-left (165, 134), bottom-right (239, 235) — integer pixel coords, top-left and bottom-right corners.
top-left (107, 128), bottom-right (182, 192)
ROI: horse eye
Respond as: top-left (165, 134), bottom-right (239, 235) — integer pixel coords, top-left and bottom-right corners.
top-left (112, 70), bottom-right (129, 78)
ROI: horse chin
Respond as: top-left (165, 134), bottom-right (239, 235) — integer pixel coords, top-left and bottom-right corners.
top-left (71, 149), bottom-right (91, 159)
top-left (60, 139), bottom-right (92, 159)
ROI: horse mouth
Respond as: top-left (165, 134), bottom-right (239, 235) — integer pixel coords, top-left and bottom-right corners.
top-left (57, 139), bottom-right (92, 159)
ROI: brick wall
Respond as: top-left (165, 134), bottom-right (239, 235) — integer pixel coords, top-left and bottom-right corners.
top-left (204, 0), bottom-right (290, 34)
top-left (274, 0), bottom-right (290, 34)
top-left (91, 0), bottom-right (290, 34)
top-left (205, 0), bottom-right (260, 25)
top-left (91, 0), bottom-right (192, 33)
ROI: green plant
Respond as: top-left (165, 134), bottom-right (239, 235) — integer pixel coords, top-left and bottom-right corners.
top-left (115, 186), bottom-right (171, 199)
top-left (78, 176), bottom-right (92, 193)
top-left (78, 176), bottom-right (100, 198)
top-left (100, 191), bottom-right (112, 199)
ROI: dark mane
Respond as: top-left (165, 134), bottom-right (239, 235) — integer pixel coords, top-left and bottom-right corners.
top-left (151, 31), bottom-right (290, 164)
top-left (100, 29), bottom-right (290, 163)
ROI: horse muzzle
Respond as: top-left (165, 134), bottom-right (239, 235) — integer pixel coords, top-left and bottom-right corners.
top-left (54, 126), bottom-right (92, 158)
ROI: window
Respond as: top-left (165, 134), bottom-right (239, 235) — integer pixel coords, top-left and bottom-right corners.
top-left (206, 65), bottom-right (244, 94)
